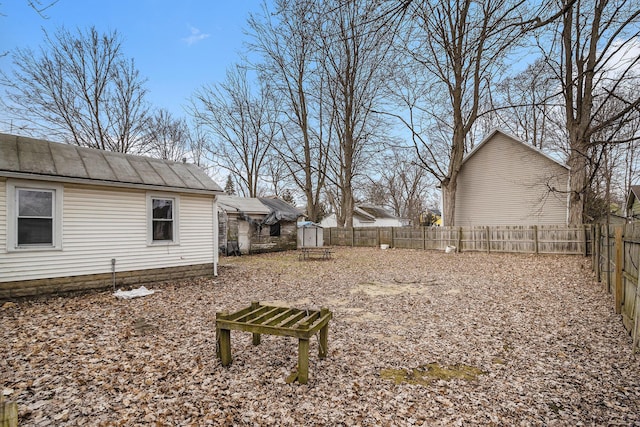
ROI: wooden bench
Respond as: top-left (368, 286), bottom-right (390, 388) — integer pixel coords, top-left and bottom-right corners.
top-left (215, 302), bottom-right (333, 384)
top-left (298, 246), bottom-right (334, 260)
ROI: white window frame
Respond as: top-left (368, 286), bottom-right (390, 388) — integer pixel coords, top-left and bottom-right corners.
top-left (146, 193), bottom-right (180, 245)
top-left (7, 180), bottom-right (64, 252)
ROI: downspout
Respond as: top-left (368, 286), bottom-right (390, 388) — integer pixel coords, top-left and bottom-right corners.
top-left (213, 196), bottom-right (219, 276)
top-left (111, 258), bottom-right (116, 291)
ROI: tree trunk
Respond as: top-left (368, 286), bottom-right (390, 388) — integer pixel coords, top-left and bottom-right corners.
top-left (344, 185), bottom-right (354, 228)
top-left (567, 139), bottom-right (589, 224)
top-left (442, 180), bottom-right (457, 227)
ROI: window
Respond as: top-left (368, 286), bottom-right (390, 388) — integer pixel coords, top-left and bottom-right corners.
top-left (270, 223), bottom-right (281, 237)
top-left (17, 189), bottom-right (54, 245)
top-left (147, 194), bottom-right (179, 244)
top-left (7, 180), bottom-right (63, 251)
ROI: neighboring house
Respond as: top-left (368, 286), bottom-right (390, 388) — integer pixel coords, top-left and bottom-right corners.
top-left (217, 195), bottom-right (303, 254)
top-left (449, 129), bottom-right (569, 227)
top-left (0, 133), bottom-right (223, 299)
top-left (320, 203), bottom-right (409, 228)
top-left (257, 196), bottom-right (305, 251)
top-left (626, 186), bottom-right (640, 221)
top-left (592, 213), bottom-right (627, 225)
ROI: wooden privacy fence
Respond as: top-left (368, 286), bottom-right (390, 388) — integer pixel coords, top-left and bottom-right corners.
top-left (593, 222), bottom-right (640, 353)
top-left (324, 225), bottom-right (592, 255)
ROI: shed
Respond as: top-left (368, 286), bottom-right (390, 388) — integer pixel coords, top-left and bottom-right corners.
top-left (217, 195), bottom-right (303, 254)
top-left (450, 129), bottom-right (569, 226)
top-left (297, 221), bottom-right (324, 248)
top-left (0, 133), bottom-right (224, 299)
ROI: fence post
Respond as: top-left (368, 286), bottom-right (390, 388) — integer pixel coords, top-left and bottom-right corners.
top-left (606, 225), bottom-right (611, 292)
top-left (583, 224), bottom-right (589, 257)
top-left (633, 265), bottom-right (640, 354)
top-left (423, 227), bottom-right (426, 250)
top-left (377, 227), bottom-right (380, 247)
top-left (351, 228), bottom-right (355, 247)
top-left (594, 225), bottom-right (601, 282)
top-left (457, 227), bottom-right (463, 253)
top-left (615, 227), bottom-right (623, 314)
top-left (391, 227), bottom-right (395, 249)
top-left (486, 226), bottom-right (490, 254)
top-left (533, 225), bottom-right (539, 254)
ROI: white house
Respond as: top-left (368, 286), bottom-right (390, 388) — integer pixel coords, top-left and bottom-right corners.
top-left (450, 129), bottom-right (569, 226)
top-left (320, 203), bottom-right (409, 228)
top-left (0, 133), bottom-right (223, 299)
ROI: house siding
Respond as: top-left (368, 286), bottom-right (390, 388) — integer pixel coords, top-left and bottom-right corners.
top-left (454, 132), bottom-right (568, 226)
top-left (1, 181), bottom-right (215, 283)
top-left (631, 199), bottom-right (640, 219)
top-left (319, 214), bottom-right (405, 228)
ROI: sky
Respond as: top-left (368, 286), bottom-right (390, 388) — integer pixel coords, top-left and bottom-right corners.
top-left (0, 0), bottom-right (265, 127)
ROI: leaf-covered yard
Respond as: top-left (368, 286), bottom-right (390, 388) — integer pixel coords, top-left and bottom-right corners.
top-left (2, 248), bottom-right (639, 426)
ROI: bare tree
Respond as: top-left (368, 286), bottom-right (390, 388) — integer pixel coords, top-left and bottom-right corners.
top-left (365, 147), bottom-right (435, 225)
top-left (1, 26), bottom-right (150, 153)
top-left (248, 0), bottom-right (330, 222)
top-left (145, 108), bottom-right (189, 161)
top-left (388, 0), bottom-right (529, 226)
top-left (542, 0), bottom-right (640, 224)
top-left (318, 0), bottom-right (393, 227)
top-left (190, 64), bottom-right (281, 197)
top-left (487, 58), bottom-right (561, 149)
top-left (1, 1), bottom-right (59, 57)
top-left (25, 0), bottom-right (58, 17)
top-left (185, 122), bottom-right (211, 172)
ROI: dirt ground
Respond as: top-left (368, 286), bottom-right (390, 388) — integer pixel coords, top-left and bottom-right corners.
top-left (1, 248), bottom-right (639, 426)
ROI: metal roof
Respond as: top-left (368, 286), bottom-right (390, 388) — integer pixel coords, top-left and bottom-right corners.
top-left (217, 195), bottom-right (271, 215)
top-left (357, 203), bottom-right (398, 219)
top-left (258, 197), bottom-right (304, 225)
top-left (0, 133), bottom-right (223, 195)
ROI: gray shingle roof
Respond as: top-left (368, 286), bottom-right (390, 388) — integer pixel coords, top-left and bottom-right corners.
top-left (357, 203), bottom-right (398, 219)
top-left (0, 133), bottom-right (223, 194)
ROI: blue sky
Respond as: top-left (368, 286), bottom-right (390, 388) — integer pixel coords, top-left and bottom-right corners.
top-left (0, 1), bottom-right (264, 121)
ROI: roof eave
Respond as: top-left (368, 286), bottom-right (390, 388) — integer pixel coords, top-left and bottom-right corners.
top-left (0, 171), bottom-right (224, 196)
top-left (463, 128), bottom-right (570, 171)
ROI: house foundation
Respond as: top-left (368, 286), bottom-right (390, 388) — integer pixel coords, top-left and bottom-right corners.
top-left (0, 263), bottom-right (214, 300)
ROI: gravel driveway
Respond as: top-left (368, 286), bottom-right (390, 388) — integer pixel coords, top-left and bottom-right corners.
top-left (2, 248), bottom-right (639, 426)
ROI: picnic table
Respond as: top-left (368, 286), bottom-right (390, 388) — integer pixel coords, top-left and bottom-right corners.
top-left (215, 302), bottom-right (333, 384)
top-left (298, 246), bottom-right (334, 260)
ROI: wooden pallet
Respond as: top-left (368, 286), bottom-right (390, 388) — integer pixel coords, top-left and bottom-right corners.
top-left (215, 302), bottom-right (332, 384)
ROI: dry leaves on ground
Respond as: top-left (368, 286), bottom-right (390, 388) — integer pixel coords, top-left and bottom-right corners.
top-left (1, 248), bottom-right (639, 426)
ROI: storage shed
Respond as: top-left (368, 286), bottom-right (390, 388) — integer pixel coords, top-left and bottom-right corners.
top-left (0, 133), bottom-right (223, 299)
top-left (297, 221), bottom-right (324, 248)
